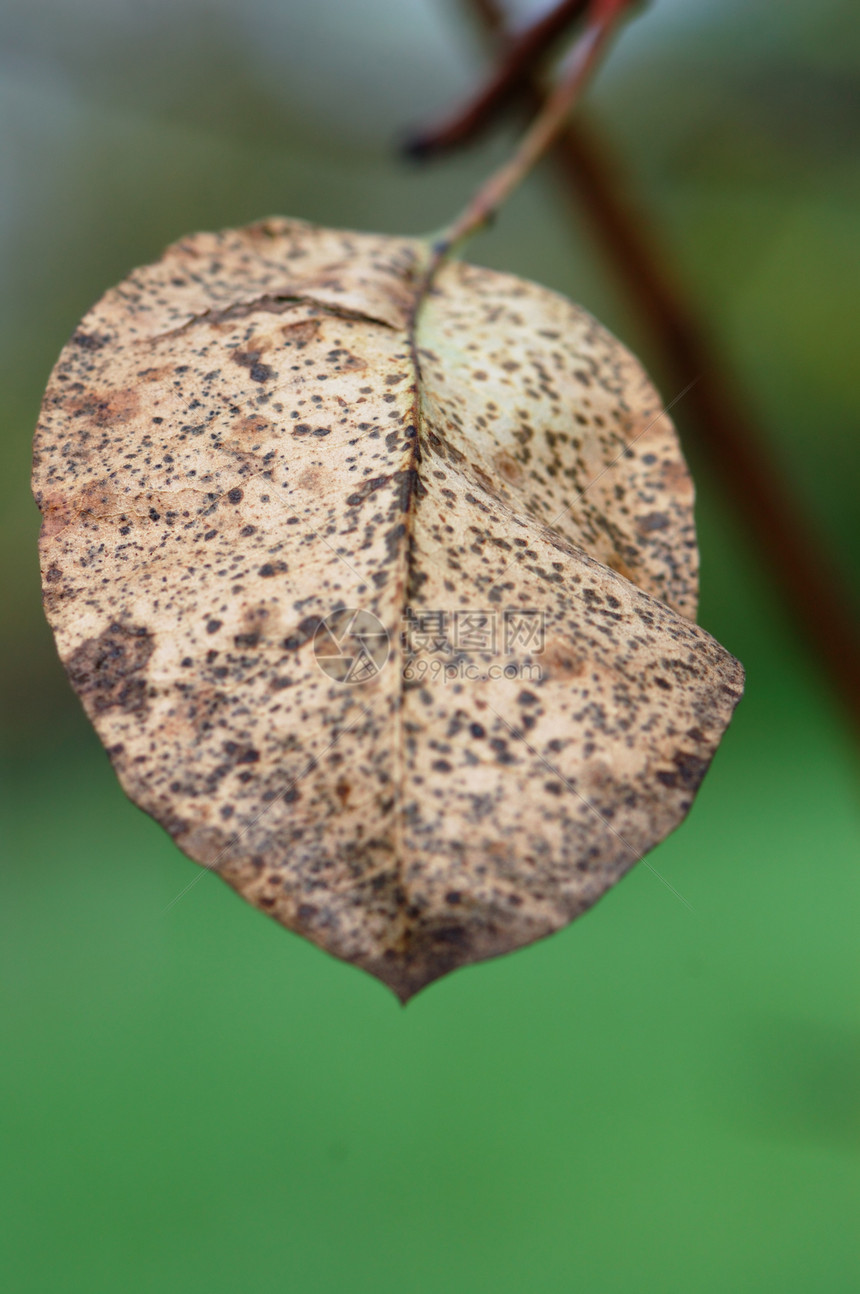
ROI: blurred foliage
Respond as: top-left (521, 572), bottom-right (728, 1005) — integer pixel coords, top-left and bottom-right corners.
top-left (1, 3), bottom-right (858, 1292)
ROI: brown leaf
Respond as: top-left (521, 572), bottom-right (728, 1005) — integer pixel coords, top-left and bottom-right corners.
top-left (33, 217), bottom-right (743, 1001)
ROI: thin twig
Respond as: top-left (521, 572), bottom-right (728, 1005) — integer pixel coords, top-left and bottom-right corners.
top-left (405, 0), bottom-right (589, 157)
top-left (418, 0), bottom-right (860, 734)
top-left (426, 0), bottom-right (634, 276)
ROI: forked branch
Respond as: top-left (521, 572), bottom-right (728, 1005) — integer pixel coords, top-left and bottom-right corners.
top-left (425, 0), bottom-right (635, 277)
top-left (406, 0), bottom-right (590, 158)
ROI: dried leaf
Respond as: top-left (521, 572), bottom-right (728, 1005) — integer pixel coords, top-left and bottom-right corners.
top-left (33, 217), bottom-right (743, 1000)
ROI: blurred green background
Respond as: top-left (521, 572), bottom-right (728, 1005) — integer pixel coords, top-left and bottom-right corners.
top-left (1, 1), bottom-right (858, 1290)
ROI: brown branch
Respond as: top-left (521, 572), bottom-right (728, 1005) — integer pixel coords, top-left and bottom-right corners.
top-left (552, 122), bottom-right (860, 726)
top-left (428, 0), bottom-right (635, 268)
top-left (420, 0), bottom-right (860, 732)
top-left (405, 0), bottom-right (589, 157)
